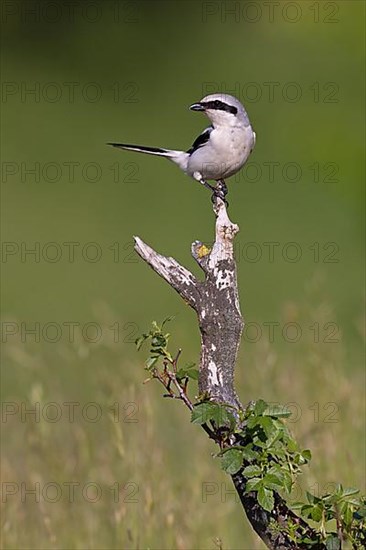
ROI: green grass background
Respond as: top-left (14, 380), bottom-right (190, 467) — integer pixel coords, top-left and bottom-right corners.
top-left (1, 1), bottom-right (365, 548)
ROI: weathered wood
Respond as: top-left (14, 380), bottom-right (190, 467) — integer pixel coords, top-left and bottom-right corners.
top-left (134, 197), bottom-right (325, 550)
top-left (135, 200), bottom-right (242, 407)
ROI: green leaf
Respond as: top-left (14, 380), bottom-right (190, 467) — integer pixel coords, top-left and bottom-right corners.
top-left (334, 483), bottom-right (343, 497)
top-left (346, 497), bottom-right (362, 507)
top-left (325, 534), bottom-right (341, 550)
top-left (282, 471), bottom-right (293, 494)
top-left (269, 447), bottom-right (286, 461)
top-left (191, 403), bottom-right (213, 424)
top-left (244, 401), bottom-right (256, 416)
top-left (193, 403), bottom-right (234, 428)
top-left (254, 399), bottom-right (268, 416)
top-left (245, 477), bottom-right (262, 493)
top-left (290, 501), bottom-right (304, 511)
top-left (263, 473), bottom-right (284, 491)
top-left (151, 335), bottom-right (166, 347)
top-left (209, 404), bottom-right (227, 426)
top-left (191, 403), bottom-right (228, 425)
top-left (240, 445), bottom-right (259, 461)
top-left (301, 504), bottom-right (314, 517)
top-left (257, 416), bottom-right (277, 439)
top-left (176, 367), bottom-right (188, 379)
top-left (342, 487), bottom-right (360, 498)
top-left (145, 356), bottom-right (159, 369)
top-left (258, 486), bottom-right (274, 512)
top-left (176, 366), bottom-right (198, 382)
top-left (226, 411), bottom-right (237, 431)
top-left (266, 465), bottom-right (285, 481)
top-left (135, 334), bottom-right (148, 350)
top-left (243, 465), bottom-right (262, 478)
top-left (247, 416), bottom-right (260, 430)
top-left (263, 404), bottom-right (291, 418)
top-left (187, 369), bottom-right (199, 380)
top-left (310, 504), bottom-right (323, 522)
top-left (301, 449), bottom-right (312, 462)
top-left (295, 451), bottom-right (308, 466)
top-left (343, 503), bottom-right (353, 527)
top-left (251, 437), bottom-right (266, 449)
top-left (264, 426), bottom-right (283, 448)
top-left (287, 437), bottom-right (299, 453)
top-left (221, 449), bottom-right (243, 475)
top-left (301, 537), bottom-right (322, 546)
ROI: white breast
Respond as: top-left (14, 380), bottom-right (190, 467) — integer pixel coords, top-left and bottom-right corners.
top-left (187, 124), bottom-right (255, 180)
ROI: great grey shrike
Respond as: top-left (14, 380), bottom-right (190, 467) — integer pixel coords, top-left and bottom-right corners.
top-left (108, 93), bottom-right (256, 201)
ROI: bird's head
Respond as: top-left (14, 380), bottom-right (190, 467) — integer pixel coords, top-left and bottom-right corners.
top-left (189, 93), bottom-right (249, 127)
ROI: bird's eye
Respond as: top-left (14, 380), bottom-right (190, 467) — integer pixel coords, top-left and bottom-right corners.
top-left (214, 100), bottom-right (221, 107)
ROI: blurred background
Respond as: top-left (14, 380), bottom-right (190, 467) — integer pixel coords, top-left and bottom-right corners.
top-left (1, 1), bottom-right (365, 548)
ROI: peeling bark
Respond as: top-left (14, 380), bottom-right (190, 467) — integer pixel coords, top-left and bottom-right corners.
top-left (135, 200), bottom-right (242, 408)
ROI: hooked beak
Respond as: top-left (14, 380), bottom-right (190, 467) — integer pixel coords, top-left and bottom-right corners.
top-left (190, 102), bottom-right (205, 112)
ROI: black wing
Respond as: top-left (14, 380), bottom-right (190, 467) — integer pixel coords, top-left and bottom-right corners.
top-left (186, 126), bottom-right (213, 155)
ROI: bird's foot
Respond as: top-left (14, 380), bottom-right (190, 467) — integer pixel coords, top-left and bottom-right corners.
top-left (216, 179), bottom-right (228, 197)
top-left (194, 171), bottom-right (217, 194)
top-left (211, 179), bottom-right (229, 207)
top-left (193, 172), bottom-right (229, 207)
top-left (211, 191), bottom-right (229, 208)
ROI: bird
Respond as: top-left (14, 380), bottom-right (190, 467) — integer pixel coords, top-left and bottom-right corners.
top-left (107, 93), bottom-right (256, 202)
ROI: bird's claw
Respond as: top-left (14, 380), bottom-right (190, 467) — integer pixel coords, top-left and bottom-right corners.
top-left (196, 175), bottom-right (229, 207)
top-left (211, 180), bottom-right (229, 207)
top-left (211, 190), bottom-right (229, 208)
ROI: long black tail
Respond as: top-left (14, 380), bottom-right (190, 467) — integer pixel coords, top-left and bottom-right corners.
top-left (107, 142), bottom-right (189, 171)
top-left (107, 143), bottom-right (173, 156)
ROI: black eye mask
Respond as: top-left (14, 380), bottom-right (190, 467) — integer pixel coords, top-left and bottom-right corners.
top-left (201, 100), bottom-right (238, 115)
